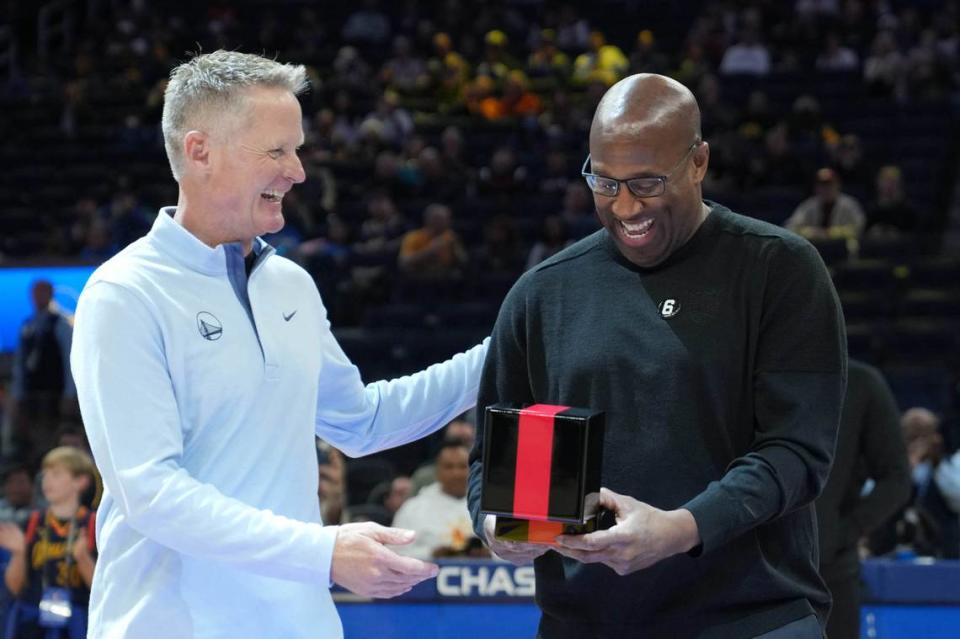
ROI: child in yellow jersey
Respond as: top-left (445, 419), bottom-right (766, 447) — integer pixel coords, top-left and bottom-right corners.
top-left (0, 446), bottom-right (97, 639)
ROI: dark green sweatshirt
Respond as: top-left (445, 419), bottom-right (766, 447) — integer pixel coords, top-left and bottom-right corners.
top-left (468, 202), bottom-right (847, 638)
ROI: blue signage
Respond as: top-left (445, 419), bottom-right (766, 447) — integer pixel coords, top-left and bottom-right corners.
top-left (332, 560), bottom-right (536, 603)
top-left (0, 266), bottom-right (96, 352)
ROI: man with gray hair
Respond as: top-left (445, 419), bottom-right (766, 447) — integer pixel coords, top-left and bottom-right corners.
top-left (71, 50), bottom-right (488, 638)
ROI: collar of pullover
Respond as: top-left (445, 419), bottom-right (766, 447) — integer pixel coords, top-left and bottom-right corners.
top-left (147, 207), bottom-right (272, 276)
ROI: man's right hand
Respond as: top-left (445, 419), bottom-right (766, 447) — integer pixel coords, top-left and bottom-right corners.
top-left (483, 515), bottom-right (548, 565)
top-left (331, 522), bottom-right (438, 598)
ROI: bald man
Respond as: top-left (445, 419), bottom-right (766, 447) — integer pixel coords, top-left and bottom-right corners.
top-left (468, 74), bottom-right (846, 638)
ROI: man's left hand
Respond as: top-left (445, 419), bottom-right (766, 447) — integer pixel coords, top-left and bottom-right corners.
top-left (554, 488), bottom-right (700, 576)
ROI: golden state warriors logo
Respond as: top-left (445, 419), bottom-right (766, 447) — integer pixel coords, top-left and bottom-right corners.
top-left (197, 312), bottom-right (223, 341)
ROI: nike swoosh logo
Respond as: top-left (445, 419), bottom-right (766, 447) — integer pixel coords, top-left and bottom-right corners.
top-left (283, 310), bottom-right (297, 322)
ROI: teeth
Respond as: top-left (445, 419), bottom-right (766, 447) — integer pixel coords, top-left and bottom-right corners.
top-left (261, 190), bottom-right (283, 202)
top-left (621, 219), bottom-right (653, 235)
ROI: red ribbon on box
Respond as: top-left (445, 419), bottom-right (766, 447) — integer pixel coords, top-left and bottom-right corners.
top-left (512, 404), bottom-right (569, 521)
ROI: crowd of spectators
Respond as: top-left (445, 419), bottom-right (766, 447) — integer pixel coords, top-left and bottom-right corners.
top-left (1, 2), bottom-right (957, 323)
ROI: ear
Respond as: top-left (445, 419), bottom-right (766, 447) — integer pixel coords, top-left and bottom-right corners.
top-left (75, 473), bottom-right (91, 494)
top-left (691, 141), bottom-right (710, 184)
top-left (183, 130), bottom-right (211, 173)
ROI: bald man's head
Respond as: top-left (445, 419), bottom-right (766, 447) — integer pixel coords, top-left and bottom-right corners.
top-left (590, 74), bottom-right (701, 152)
top-left (585, 73), bottom-right (710, 269)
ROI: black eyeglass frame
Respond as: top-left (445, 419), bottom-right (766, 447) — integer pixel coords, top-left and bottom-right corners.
top-left (581, 140), bottom-right (703, 199)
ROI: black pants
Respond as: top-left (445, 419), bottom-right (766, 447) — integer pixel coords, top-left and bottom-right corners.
top-left (536, 614), bottom-right (823, 639)
top-left (825, 575), bottom-right (860, 639)
top-left (754, 615), bottom-right (823, 639)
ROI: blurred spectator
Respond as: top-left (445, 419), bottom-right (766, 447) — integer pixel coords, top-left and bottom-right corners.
top-left (815, 32), bottom-right (860, 72)
top-left (936, 451), bottom-right (960, 522)
top-left (905, 28), bottom-right (950, 100)
top-left (795, 0), bottom-right (839, 17)
top-left (0, 446), bottom-right (97, 639)
top-left (80, 218), bottom-right (116, 262)
top-left (572, 31), bottom-right (629, 86)
top-left (329, 46), bottom-right (375, 97)
top-left (368, 150), bottom-right (405, 197)
top-left (398, 203), bottom-right (468, 278)
top-left (719, 27), bottom-right (771, 75)
top-left (539, 149), bottom-right (573, 199)
top-left (695, 74), bottom-right (737, 140)
top-left (560, 181), bottom-right (598, 239)
top-left (472, 215), bottom-right (524, 274)
top-left (104, 189), bottom-right (153, 252)
top-left (865, 165), bottom-right (919, 238)
top-left (737, 90), bottom-right (775, 142)
top-left (816, 360), bottom-right (911, 639)
top-left (54, 425), bottom-right (90, 456)
top-left (358, 474), bottom-right (412, 527)
top-left (438, 126), bottom-right (472, 193)
top-left (427, 32), bottom-right (471, 113)
top-left (752, 122), bottom-right (806, 187)
top-left (785, 168), bottom-right (866, 240)
top-left (0, 464), bottom-right (35, 527)
top-left (526, 215), bottom-right (572, 270)
top-left (829, 133), bottom-right (871, 187)
top-left (383, 476), bottom-right (413, 519)
top-left (341, 0), bottom-right (391, 46)
top-left (299, 214), bottom-right (352, 268)
top-left (554, 3), bottom-right (591, 52)
top-left (478, 146), bottom-right (529, 196)
top-left (410, 418), bottom-right (477, 496)
top-left (391, 440), bottom-right (478, 560)
top-left (355, 192), bottom-right (408, 257)
top-left (463, 75), bottom-right (497, 118)
top-left (380, 35), bottom-right (429, 95)
top-left (870, 408), bottom-right (960, 559)
top-left (479, 70), bottom-right (544, 121)
top-left (538, 86), bottom-right (594, 141)
top-left (317, 440), bottom-right (346, 525)
top-left (325, 93), bottom-right (363, 160)
top-left (477, 30), bottom-right (520, 83)
top-left (347, 192), bottom-right (408, 309)
top-left (360, 91), bottom-right (414, 150)
top-left (863, 30), bottom-right (905, 98)
top-left (674, 42), bottom-right (710, 87)
top-left (526, 29), bottom-right (570, 81)
top-left (65, 196), bottom-right (101, 256)
top-left (629, 29), bottom-right (670, 75)
top-left (8, 281), bottom-right (77, 463)
top-left (785, 94), bottom-right (836, 158)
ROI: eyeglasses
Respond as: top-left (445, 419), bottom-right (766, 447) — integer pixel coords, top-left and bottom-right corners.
top-left (581, 140), bottom-right (702, 198)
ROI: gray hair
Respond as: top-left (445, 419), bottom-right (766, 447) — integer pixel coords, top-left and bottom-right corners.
top-left (162, 50), bottom-right (309, 181)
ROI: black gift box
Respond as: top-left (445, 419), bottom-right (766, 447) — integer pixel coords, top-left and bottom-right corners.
top-left (481, 404), bottom-right (605, 544)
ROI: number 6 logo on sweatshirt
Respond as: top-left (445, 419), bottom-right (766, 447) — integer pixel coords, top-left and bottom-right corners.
top-left (658, 299), bottom-right (680, 319)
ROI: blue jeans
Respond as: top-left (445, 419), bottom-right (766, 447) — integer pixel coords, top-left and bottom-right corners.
top-left (5, 602), bottom-right (88, 639)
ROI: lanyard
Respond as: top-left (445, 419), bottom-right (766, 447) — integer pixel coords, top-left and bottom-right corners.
top-left (39, 510), bottom-right (79, 591)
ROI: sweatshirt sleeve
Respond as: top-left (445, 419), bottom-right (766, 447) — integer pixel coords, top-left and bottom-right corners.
top-left (71, 281), bottom-right (339, 585)
top-left (312, 308), bottom-right (488, 458)
top-left (467, 277), bottom-right (535, 540)
top-left (683, 238), bottom-right (847, 554)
